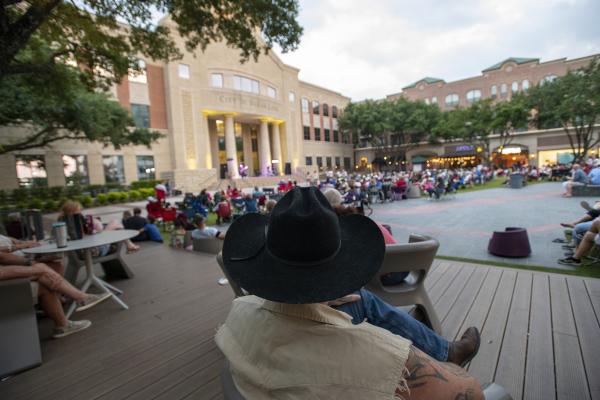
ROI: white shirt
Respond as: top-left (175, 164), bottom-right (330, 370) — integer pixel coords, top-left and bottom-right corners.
top-left (191, 227), bottom-right (219, 239)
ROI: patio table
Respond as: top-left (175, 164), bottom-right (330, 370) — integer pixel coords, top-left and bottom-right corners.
top-left (22, 230), bottom-right (138, 316)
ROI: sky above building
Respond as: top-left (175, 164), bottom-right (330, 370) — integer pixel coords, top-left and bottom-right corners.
top-left (274, 0), bottom-right (600, 101)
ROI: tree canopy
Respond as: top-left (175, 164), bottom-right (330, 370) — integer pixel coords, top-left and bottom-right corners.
top-left (527, 59), bottom-right (600, 160)
top-left (341, 58), bottom-right (599, 164)
top-left (0, 0), bottom-right (303, 155)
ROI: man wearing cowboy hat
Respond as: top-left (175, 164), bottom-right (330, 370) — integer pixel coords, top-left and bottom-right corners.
top-left (216, 187), bottom-right (483, 399)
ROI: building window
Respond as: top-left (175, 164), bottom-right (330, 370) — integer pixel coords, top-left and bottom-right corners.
top-left (211, 73), bottom-right (223, 88)
top-left (335, 156), bottom-right (341, 167)
top-left (511, 81), bottom-right (519, 93)
top-left (251, 137), bottom-right (258, 152)
top-left (490, 85), bottom-right (497, 99)
top-left (267, 86), bottom-right (277, 99)
top-left (131, 104), bottom-right (150, 128)
top-left (431, 97), bottom-right (437, 104)
top-left (16, 155), bottom-right (47, 187)
top-left (314, 128), bottom-right (321, 141)
top-left (289, 91), bottom-right (295, 102)
top-left (316, 156), bottom-right (323, 168)
top-left (332, 106), bottom-right (338, 118)
top-left (522, 79), bottom-right (530, 91)
top-left (312, 100), bottom-right (320, 115)
top-left (500, 83), bottom-right (508, 97)
top-left (466, 90), bottom-right (481, 103)
top-left (301, 98), bottom-right (309, 113)
top-left (333, 130), bottom-right (339, 142)
top-left (305, 156), bottom-right (313, 166)
top-left (233, 75), bottom-right (259, 94)
top-left (326, 157), bottom-right (332, 168)
top-left (424, 98), bottom-right (430, 105)
top-left (128, 59), bottom-right (147, 84)
top-left (344, 157), bottom-right (351, 170)
top-left (324, 129), bottom-right (330, 141)
top-left (178, 64), bottom-right (190, 79)
top-left (541, 75), bottom-right (557, 85)
top-left (103, 155), bottom-right (125, 183)
top-left (444, 93), bottom-right (459, 107)
top-left (136, 155), bottom-right (155, 180)
top-left (303, 126), bottom-right (310, 140)
top-left (63, 155), bottom-right (89, 185)
top-left (322, 103), bottom-right (329, 117)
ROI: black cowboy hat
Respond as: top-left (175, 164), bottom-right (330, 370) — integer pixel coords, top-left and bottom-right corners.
top-left (222, 186), bottom-right (385, 304)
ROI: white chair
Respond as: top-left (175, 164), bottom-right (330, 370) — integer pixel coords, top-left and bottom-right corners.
top-left (192, 237), bottom-right (223, 254)
top-left (365, 234), bottom-right (442, 334)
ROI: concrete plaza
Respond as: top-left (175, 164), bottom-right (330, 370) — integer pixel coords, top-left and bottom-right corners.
top-left (370, 182), bottom-right (589, 270)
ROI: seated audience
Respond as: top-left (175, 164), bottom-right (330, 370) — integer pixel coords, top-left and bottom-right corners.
top-left (214, 197), bottom-right (232, 225)
top-left (264, 199), bottom-right (277, 215)
top-left (559, 218), bottom-right (600, 266)
top-left (0, 252), bottom-right (110, 338)
top-left (192, 214), bottom-right (225, 240)
top-left (141, 216), bottom-right (163, 243)
top-left (123, 208), bottom-right (149, 242)
top-left (169, 219), bottom-right (188, 249)
top-left (216, 187), bottom-right (483, 399)
top-left (563, 164), bottom-right (588, 197)
top-left (242, 194), bottom-right (259, 214)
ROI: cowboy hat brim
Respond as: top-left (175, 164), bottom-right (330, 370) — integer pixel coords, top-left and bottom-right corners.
top-left (222, 212), bottom-right (385, 304)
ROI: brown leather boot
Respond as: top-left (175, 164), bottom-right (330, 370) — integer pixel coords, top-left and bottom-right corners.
top-left (447, 327), bottom-right (480, 367)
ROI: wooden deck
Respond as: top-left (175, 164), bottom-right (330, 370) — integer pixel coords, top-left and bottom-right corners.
top-left (1, 244), bottom-right (599, 400)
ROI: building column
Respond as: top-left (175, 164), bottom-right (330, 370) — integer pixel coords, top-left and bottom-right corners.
top-left (271, 122), bottom-right (283, 176)
top-left (224, 113), bottom-right (240, 179)
top-left (45, 150), bottom-right (66, 187)
top-left (0, 154), bottom-right (18, 190)
top-left (258, 118), bottom-right (272, 176)
top-left (199, 112), bottom-right (212, 169)
top-left (208, 119), bottom-right (219, 169)
top-left (87, 152), bottom-right (105, 185)
top-left (242, 124), bottom-right (254, 176)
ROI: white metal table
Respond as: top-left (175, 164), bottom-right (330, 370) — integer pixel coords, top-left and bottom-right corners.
top-left (22, 230), bottom-right (138, 316)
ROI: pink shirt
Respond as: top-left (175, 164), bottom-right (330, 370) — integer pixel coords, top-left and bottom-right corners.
top-left (376, 223), bottom-right (396, 244)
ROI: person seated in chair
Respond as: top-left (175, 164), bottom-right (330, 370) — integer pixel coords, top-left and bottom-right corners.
top-left (559, 218), bottom-right (600, 266)
top-left (216, 187), bottom-right (483, 400)
top-left (192, 214), bottom-right (225, 240)
top-left (123, 208), bottom-right (149, 241)
top-left (0, 252), bottom-right (110, 338)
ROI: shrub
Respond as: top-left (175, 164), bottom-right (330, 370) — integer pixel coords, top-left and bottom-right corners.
top-left (30, 187), bottom-right (49, 199)
top-left (48, 186), bottom-right (64, 199)
top-left (130, 179), bottom-right (160, 190)
top-left (0, 190), bottom-right (6, 205)
top-left (12, 188), bottom-right (28, 202)
top-left (96, 193), bottom-right (108, 205)
top-left (80, 195), bottom-right (93, 208)
top-left (107, 192), bottom-right (120, 204)
top-left (65, 184), bottom-right (82, 198)
top-left (128, 190), bottom-right (141, 201)
top-left (139, 188), bottom-right (154, 198)
top-left (43, 199), bottom-right (58, 212)
top-left (116, 192), bottom-right (127, 202)
top-left (27, 198), bottom-right (44, 210)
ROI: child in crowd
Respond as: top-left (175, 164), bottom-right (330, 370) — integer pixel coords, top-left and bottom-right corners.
top-left (169, 219), bottom-right (187, 249)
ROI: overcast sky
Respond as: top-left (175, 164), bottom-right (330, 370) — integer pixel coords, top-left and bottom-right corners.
top-left (274, 0), bottom-right (600, 101)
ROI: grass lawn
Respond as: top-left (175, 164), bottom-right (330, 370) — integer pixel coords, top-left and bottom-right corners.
top-left (437, 255), bottom-right (600, 279)
top-left (448, 177), bottom-right (545, 195)
top-left (158, 212), bottom-right (219, 245)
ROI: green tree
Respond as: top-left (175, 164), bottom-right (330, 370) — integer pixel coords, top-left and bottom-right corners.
top-left (527, 59), bottom-right (600, 160)
top-left (0, 0), bottom-right (302, 154)
top-left (490, 93), bottom-right (529, 162)
top-left (338, 100), bottom-right (390, 147)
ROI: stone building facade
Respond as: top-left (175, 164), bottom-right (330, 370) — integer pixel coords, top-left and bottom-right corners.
top-left (0, 17), bottom-right (353, 192)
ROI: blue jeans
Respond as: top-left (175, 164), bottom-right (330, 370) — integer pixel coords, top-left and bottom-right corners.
top-left (574, 221), bottom-right (593, 245)
top-left (334, 289), bottom-right (449, 361)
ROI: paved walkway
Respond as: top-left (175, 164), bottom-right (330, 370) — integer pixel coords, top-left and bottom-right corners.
top-left (370, 182), bottom-right (589, 270)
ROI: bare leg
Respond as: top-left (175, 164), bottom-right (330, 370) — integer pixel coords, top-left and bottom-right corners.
top-left (30, 263), bottom-right (87, 302)
top-left (562, 214), bottom-right (592, 228)
top-left (37, 285), bottom-right (69, 327)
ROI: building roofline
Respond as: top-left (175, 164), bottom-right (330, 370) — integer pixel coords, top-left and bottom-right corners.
top-left (298, 80), bottom-right (351, 100)
top-left (481, 57), bottom-right (539, 72)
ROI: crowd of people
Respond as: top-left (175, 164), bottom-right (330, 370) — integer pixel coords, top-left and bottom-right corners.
top-left (558, 200), bottom-right (600, 266)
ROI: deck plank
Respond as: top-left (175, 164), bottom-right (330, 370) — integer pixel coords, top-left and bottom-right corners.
top-left (467, 269), bottom-right (517, 383)
top-left (550, 276), bottom-right (590, 400)
top-left (494, 272), bottom-right (533, 400)
top-left (523, 274), bottom-right (556, 400)
top-left (567, 278), bottom-right (600, 400)
top-left (2, 251), bottom-right (599, 400)
top-left (441, 267), bottom-right (489, 340)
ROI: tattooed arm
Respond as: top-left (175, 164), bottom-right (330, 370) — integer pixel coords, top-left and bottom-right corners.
top-left (399, 346), bottom-right (483, 400)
